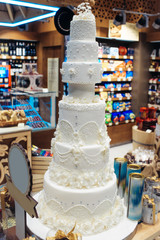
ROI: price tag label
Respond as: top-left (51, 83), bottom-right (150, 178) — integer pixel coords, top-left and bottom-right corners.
top-left (127, 96), bottom-right (131, 100)
top-left (21, 56), bottom-right (25, 59)
top-left (103, 68), bottom-right (107, 71)
top-left (107, 55), bottom-right (111, 59)
top-left (115, 122), bottom-right (119, 125)
top-left (108, 122), bottom-right (112, 126)
top-left (27, 56), bottom-right (31, 59)
top-left (117, 78), bottom-right (121, 82)
top-left (119, 68), bottom-right (123, 71)
top-left (125, 120), bottom-right (129, 123)
top-left (98, 54), bottom-right (102, 58)
top-left (123, 77), bottom-right (126, 81)
top-left (151, 56), bottom-right (156, 60)
top-left (123, 55), bottom-right (127, 59)
top-left (115, 55), bottom-right (119, 59)
top-left (156, 92), bottom-right (159, 96)
top-left (117, 87), bottom-right (121, 91)
top-left (130, 56), bottom-right (133, 59)
top-left (111, 88), bottom-right (114, 91)
top-left (108, 97), bottom-right (111, 101)
top-left (111, 68), bottom-right (115, 71)
top-left (99, 88), bottom-right (103, 92)
top-left (129, 87), bottom-right (132, 90)
top-left (2, 55), bottom-right (7, 59)
top-left (108, 78), bottom-right (111, 82)
top-left (119, 97), bottom-right (123, 100)
top-left (131, 119), bottom-right (135, 122)
top-left (128, 77), bottom-right (132, 81)
top-left (127, 68), bottom-right (131, 71)
top-left (34, 56), bottom-right (37, 59)
top-left (12, 56), bottom-right (16, 59)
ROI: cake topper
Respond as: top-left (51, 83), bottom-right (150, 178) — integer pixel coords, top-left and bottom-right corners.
top-left (74, 1), bottom-right (95, 20)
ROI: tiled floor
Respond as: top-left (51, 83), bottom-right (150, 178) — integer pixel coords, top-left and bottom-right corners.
top-left (109, 142), bottom-right (133, 163)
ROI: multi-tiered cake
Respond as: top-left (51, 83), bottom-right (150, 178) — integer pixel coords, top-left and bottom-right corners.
top-left (37, 3), bottom-right (124, 235)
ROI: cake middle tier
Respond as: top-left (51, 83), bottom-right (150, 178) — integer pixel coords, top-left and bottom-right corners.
top-left (58, 98), bottom-right (106, 134)
top-left (67, 41), bottom-right (99, 62)
top-left (61, 62), bottom-right (102, 84)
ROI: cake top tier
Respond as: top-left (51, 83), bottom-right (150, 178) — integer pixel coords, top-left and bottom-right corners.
top-left (73, 2), bottom-right (95, 21)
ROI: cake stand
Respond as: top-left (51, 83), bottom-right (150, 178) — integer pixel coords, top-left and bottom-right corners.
top-left (27, 192), bottom-right (138, 240)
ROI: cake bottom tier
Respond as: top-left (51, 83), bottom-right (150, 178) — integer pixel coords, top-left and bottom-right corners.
top-left (37, 171), bottom-right (124, 236)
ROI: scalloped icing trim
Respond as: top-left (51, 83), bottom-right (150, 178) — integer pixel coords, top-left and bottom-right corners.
top-left (37, 192), bottom-right (124, 236)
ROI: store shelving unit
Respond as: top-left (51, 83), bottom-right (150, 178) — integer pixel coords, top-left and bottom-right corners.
top-left (148, 43), bottom-right (160, 114)
top-left (97, 53), bottom-right (134, 126)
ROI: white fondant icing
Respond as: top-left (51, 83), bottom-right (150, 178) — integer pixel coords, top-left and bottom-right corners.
top-left (37, 191), bottom-right (124, 236)
top-left (37, 2), bottom-right (124, 236)
top-left (61, 62), bottom-right (102, 84)
top-left (43, 171), bottom-right (117, 212)
top-left (53, 141), bottom-right (109, 173)
top-left (68, 84), bottom-right (95, 98)
top-left (70, 20), bottom-right (96, 41)
top-left (49, 161), bottom-right (114, 189)
top-left (67, 41), bottom-right (98, 62)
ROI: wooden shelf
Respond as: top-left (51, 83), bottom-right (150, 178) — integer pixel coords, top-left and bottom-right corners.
top-left (105, 107), bottom-right (132, 113)
top-left (148, 91), bottom-right (159, 96)
top-left (132, 213), bottom-right (160, 240)
top-left (108, 121), bottom-right (135, 146)
top-left (149, 68), bottom-right (160, 72)
top-left (103, 67), bottom-right (133, 72)
top-left (101, 77), bottom-right (133, 82)
top-left (105, 97), bottom-right (132, 101)
top-left (149, 80), bottom-right (160, 84)
top-left (150, 56), bottom-right (160, 60)
top-left (0, 55), bottom-right (37, 60)
top-left (95, 87), bottom-right (132, 93)
top-left (148, 103), bottom-right (160, 110)
top-left (98, 54), bottom-right (134, 60)
top-left (107, 119), bottom-right (135, 127)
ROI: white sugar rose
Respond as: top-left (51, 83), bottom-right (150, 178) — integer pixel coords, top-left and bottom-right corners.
top-left (69, 68), bottom-right (76, 76)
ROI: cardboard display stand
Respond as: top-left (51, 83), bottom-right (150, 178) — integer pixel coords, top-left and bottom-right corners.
top-left (6, 143), bottom-right (38, 240)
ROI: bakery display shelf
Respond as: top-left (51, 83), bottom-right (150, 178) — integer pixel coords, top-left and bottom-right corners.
top-left (106, 97), bottom-right (132, 101)
top-left (107, 119), bottom-right (135, 127)
top-left (95, 87), bottom-right (132, 93)
top-left (103, 67), bottom-right (133, 72)
top-left (105, 107), bottom-right (132, 113)
top-left (98, 54), bottom-right (134, 60)
top-left (0, 55), bottom-right (37, 60)
top-left (101, 77), bottom-right (133, 82)
top-left (1, 100), bottom-right (49, 130)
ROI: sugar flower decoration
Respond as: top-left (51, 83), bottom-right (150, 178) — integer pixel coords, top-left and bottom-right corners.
top-left (69, 68), bottom-right (76, 76)
top-left (60, 68), bottom-right (65, 75)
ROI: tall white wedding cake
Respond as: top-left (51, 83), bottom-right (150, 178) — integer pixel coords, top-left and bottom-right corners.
top-left (37, 2), bottom-right (124, 236)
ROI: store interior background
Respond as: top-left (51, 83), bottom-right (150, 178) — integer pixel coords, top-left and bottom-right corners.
top-left (0, 0), bottom-right (160, 149)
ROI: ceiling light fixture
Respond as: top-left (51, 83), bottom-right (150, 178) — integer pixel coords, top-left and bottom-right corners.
top-left (152, 17), bottom-right (160, 29)
top-left (0, 0), bottom-right (59, 27)
top-left (113, 8), bottom-right (160, 29)
top-left (113, 11), bottom-right (126, 26)
top-left (0, 0), bottom-right (59, 11)
top-left (136, 14), bottom-right (149, 29)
